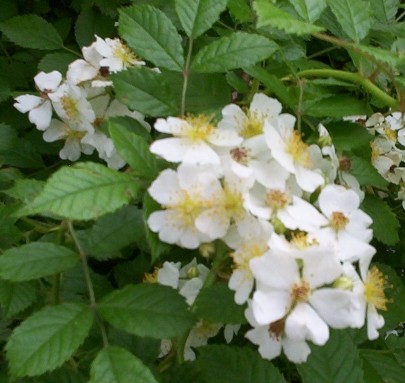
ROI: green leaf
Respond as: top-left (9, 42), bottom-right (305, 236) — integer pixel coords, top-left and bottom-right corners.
top-left (6, 303), bottom-right (93, 378)
top-left (324, 121), bottom-right (372, 154)
top-left (352, 44), bottom-right (400, 69)
top-left (191, 32), bottom-right (278, 73)
top-left (38, 52), bottom-right (78, 75)
top-left (303, 95), bottom-right (370, 117)
top-left (350, 154), bottom-right (388, 189)
top-left (99, 284), bottom-right (195, 338)
top-left (254, 0), bottom-right (325, 35)
top-left (0, 15), bottom-right (63, 50)
top-left (0, 123), bottom-right (17, 152)
top-left (161, 361), bottom-right (204, 383)
top-left (112, 67), bottom-right (178, 117)
top-left (289, 0), bottom-right (327, 22)
top-left (174, 0), bottom-right (228, 38)
top-left (162, 70), bottom-right (232, 114)
top-left (109, 120), bottom-right (158, 179)
top-left (2, 139), bottom-right (44, 169)
top-left (243, 66), bottom-right (297, 109)
top-left (0, 243), bottom-right (78, 282)
top-left (361, 195), bottom-right (399, 245)
top-left (78, 206), bottom-right (145, 260)
top-left (194, 283), bottom-right (247, 324)
top-left (4, 179), bottom-right (45, 204)
top-left (361, 350), bottom-right (405, 383)
top-left (297, 330), bottom-right (364, 383)
top-left (228, 0), bottom-right (252, 22)
top-left (75, 8), bottom-right (115, 47)
top-left (198, 345), bottom-right (287, 383)
top-left (369, 0), bottom-right (399, 23)
top-left (0, 280), bottom-right (37, 318)
top-left (89, 346), bottom-right (158, 383)
top-left (119, 5), bottom-right (184, 71)
top-left (17, 162), bottom-right (140, 221)
top-left (326, 0), bottom-right (372, 42)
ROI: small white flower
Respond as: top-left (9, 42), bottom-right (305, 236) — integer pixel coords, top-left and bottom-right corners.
top-left (150, 115), bottom-right (242, 165)
top-left (342, 258), bottom-right (389, 340)
top-left (94, 35), bottom-right (145, 73)
top-left (218, 93), bottom-right (283, 139)
top-left (14, 71), bottom-right (62, 130)
top-left (265, 115), bottom-right (324, 193)
top-left (67, 42), bottom-right (103, 85)
top-left (48, 82), bottom-right (95, 131)
top-left (147, 167), bottom-right (215, 249)
top-left (316, 184), bottom-right (375, 263)
top-left (226, 218), bottom-right (272, 304)
top-left (43, 119), bottom-right (94, 161)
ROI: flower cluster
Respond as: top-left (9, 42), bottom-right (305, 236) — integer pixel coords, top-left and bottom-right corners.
top-left (147, 94), bottom-right (389, 363)
top-left (365, 112), bottom-right (405, 206)
top-left (14, 36), bottom-right (149, 168)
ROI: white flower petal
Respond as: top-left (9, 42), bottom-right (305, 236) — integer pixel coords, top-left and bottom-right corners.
top-left (285, 303), bottom-right (329, 345)
top-left (252, 290), bottom-right (291, 325)
top-left (14, 95), bottom-right (42, 113)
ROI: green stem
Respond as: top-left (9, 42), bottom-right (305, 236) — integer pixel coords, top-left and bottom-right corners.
top-left (51, 221), bottom-right (67, 305)
top-left (68, 221), bottom-right (109, 348)
top-left (63, 45), bottom-right (82, 58)
top-left (296, 69), bottom-right (399, 109)
top-left (312, 32), bottom-right (395, 81)
top-left (180, 38), bottom-right (194, 116)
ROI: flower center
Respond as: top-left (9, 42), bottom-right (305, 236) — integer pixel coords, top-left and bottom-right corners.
top-left (291, 232), bottom-right (319, 250)
top-left (329, 211), bottom-right (349, 230)
top-left (61, 96), bottom-right (79, 119)
top-left (291, 280), bottom-right (310, 303)
top-left (265, 189), bottom-right (290, 210)
top-left (268, 318), bottom-right (285, 340)
top-left (364, 266), bottom-right (390, 311)
top-left (240, 110), bottom-right (263, 138)
top-left (384, 127), bottom-right (397, 143)
top-left (143, 267), bottom-right (159, 283)
top-left (232, 242), bottom-right (266, 271)
top-left (223, 184), bottom-right (245, 220)
top-left (230, 146), bottom-right (251, 165)
top-left (169, 191), bottom-right (204, 230)
top-left (286, 131), bottom-right (311, 167)
top-left (184, 115), bottom-right (215, 142)
top-left (113, 40), bottom-right (140, 67)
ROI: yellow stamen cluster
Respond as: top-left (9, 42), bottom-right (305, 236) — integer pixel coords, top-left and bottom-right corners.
top-left (173, 192), bottom-right (204, 229)
top-left (383, 127), bottom-right (397, 143)
top-left (329, 211), bottom-right (349, 230)
top-left (240, 110), bottom-right (263, 138)
top-left (184, 115), bottom-right (215, 142)
top-left (143, 267), bottom-right (159, 283)
top-left (61, 96), bottom-right (79, 119)
top-left (223, 185), bottom-right (244, 220)
top-left (291, 232), bottom-right (319, 250)
top-left (286, 131), bottom-right (311, 167)
top-left (364, 266), bottom-right (390, 311)
top-left (265, 189), bottom-right (290, 210)
top-left (232, 242), bottom-right (266, 271)
top-left (113, 40), bottom-right (141, 68)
